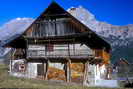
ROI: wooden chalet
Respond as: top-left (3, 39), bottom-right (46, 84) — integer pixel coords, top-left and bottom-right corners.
top-left (4, 2), bottom-right (111, 85)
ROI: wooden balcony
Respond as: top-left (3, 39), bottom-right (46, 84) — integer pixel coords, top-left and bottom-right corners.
top-left (26, 49), bottom-right (94, 60)
top-left (26, 44), bottom-right (104, 63)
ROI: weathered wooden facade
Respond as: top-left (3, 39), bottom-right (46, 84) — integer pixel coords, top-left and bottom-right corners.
top-left (4, 2), bottom-right (112, 86)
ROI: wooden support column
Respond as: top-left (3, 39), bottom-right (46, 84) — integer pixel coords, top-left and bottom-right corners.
top-left (66, 58), bottom-right (71, 83)
top-left (10, 48), bottom-right (16, 72)
top-left (24, 60), bottom-right (28, 76)
top-left (44, 60), bottom-right (49, 80)
top-left (10, 49), bottom-right (14, 72)
top-left (68, 44), bottom-right (70, 57)
top-left (42, 62), bottom-right (46, 80)
top-left (25, 39), bottom-right (28, 59)
top-left (83, 60), bottom-right (89, 85)
top-left (73, 42), bottom-right (75, 55)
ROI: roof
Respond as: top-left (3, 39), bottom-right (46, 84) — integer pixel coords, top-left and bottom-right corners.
top-left (114, 58), bottom-right (129, 66)
top-left (4, 1), bottom-right (111, 52)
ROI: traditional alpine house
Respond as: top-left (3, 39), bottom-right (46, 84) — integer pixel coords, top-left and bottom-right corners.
top-left (4, 1), bottom-right (112, 86)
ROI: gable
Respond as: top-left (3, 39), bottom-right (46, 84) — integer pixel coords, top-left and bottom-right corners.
top-left (24, 2), bottom-right (89, 37)
top-left (25, 18), bottom-right (86, 37)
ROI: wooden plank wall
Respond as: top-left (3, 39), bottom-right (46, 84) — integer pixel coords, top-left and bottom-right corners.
top-left (25, 18), bottom-right (81, 37)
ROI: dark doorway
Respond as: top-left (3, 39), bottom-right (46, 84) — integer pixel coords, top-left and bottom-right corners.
top-left (37, 64), bottom-right (44, 76)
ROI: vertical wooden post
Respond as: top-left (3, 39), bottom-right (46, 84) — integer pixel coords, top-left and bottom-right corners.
top-left (68, 44), bottom-right (70, 57)
top-left (83, 60), bottom-right (89, 85)
top-left (44, 60), bottom-right (49, 80)
top-left (31, 26), bottom-right (33, 37)
top-left (54, 19), bottom-right (57, 35)
top-left (73, 43), bottom-right (75, 55)
top-left (25, 39), bottom-right (28, 59)
top-left (66, 58), bottom-right (71, 83)
top-left (10, 48), bottom-right (16, 72)
top-left (42, 62), bottom-right (45, 80)
top-left (10, 58), bottom-right (12, 72)
top-left (24, 60), bottom-right (28, 77)
top-left (45, 47), bottom-right (47, 57)
top-left (10, 49), bottom-right (13, 72)
top-left (68, 59), bottom-right (71, 83)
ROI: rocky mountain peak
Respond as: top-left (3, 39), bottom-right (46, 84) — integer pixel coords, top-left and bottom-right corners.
top-left (0, 18), bottom-right (34, 41)
top-left (68, 6), bottom-right (112, 32)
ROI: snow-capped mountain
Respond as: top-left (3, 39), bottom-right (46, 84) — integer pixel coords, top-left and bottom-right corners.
top-left (99, 25), bottom-right (133, 47)
top-left (69, 6), bottom-right (133, 62)
top-left (68, 6), bottom-right (112, 32)
top-left (0, 18), bottom-right (34, 57)
top-left (0, 18), bottom-right (34, 41)
top-left (0, 6), bottom-right (133, 63)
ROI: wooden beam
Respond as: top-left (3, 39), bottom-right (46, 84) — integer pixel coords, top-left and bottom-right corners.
top-left (73, 42), bottom-right (75, 55)
top-left (68, 44), bottom-right (70, 57)
top-left (83, 60), bottom-right (89, 85)
top-left (12, 48), bottom-right (16, 60)
top-left (66, 58), bottom-right (71, 83)
top-left (24, 60), bottom-right (28, 75)
top-left (10, 49), bottom-right (14, 72)
top-left (42, 62), bottom-right (46, 80)
top-left (44, 60), bottom-right (49, 80)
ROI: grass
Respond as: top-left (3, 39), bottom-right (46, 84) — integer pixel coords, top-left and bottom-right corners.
top-left (0, 64), bottom-right (131, 89)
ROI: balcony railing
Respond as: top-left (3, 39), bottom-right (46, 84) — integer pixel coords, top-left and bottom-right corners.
top-left (27, 49), bottom-right (93, 58)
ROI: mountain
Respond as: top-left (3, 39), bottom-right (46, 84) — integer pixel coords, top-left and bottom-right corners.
top-left (99, 25), bottom-right (133, 63)
top-left (68, 6), bottom-right (133, 63)
top-left (0, 18), bottom-right (34, 41)
top-left (0, 18), bottom-right (34, 57)
top-left (68, 6), bottom-right (112, 32)
top-left (0, 6), bottom-right (133, 63)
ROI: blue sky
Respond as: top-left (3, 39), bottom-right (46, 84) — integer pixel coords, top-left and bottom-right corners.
top-left (0, 0), bottom-right (133, 26)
